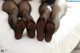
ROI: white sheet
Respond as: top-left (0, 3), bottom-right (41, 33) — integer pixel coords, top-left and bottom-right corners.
top-left (0, 1), bottom-right (80, 53)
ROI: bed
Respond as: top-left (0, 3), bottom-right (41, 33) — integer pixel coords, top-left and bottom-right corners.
top-left (0, 0), bottom-right (80, 53)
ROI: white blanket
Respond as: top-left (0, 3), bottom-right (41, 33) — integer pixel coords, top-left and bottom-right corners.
top-left (0, 1), bottom-right (80, 53)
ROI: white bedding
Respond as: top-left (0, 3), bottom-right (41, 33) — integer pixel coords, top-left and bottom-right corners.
top-left (0, 0), bottom-right (80, 53)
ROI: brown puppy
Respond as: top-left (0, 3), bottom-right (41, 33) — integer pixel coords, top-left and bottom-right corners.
top-left (2, 0), bottom-right (35, 39)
